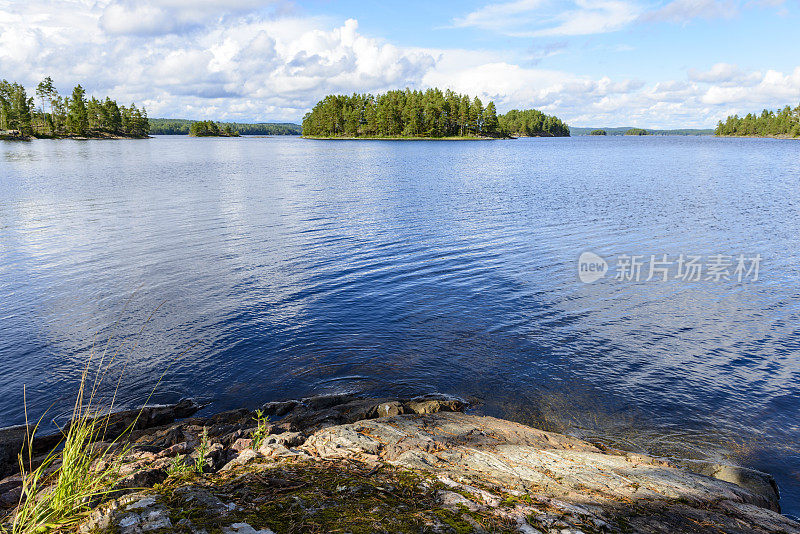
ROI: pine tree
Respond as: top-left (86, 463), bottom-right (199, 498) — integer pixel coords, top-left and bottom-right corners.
top-left (104, 98), bottom-right (122, 134)
top-left (16, 90), bottom-right (33, 136)
top-left (482, 102), bottom-right (499, 136)
top-left (66, 85), bottom-right (88, 135)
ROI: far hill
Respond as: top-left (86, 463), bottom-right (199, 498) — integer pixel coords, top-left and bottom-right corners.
top-left (150, 118), bottom-right (301, 136)
top-left (570, 126), bottom-right (714, 136)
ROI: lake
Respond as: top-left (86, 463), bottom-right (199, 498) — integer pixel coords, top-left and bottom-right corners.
top-left (1, 135), bottom-right (798, 515)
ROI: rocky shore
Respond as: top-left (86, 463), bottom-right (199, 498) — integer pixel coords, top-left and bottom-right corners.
top-left (1, 394), bottom-right (798, 533)
top-left (0, 130), bottom-right (30, 141)
top-left (0, 130), bottom-right (150, 141)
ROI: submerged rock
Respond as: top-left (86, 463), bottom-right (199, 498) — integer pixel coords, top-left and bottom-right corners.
top-left (674, 458), bottom-right (781, 512)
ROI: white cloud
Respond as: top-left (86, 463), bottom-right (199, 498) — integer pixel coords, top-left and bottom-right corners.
top-left (454, 0), bottom-right (782, 37)
top-left (421, 52), bottom-right (800, 128)
top-left (530, 1), bottom-right (642, 37)
top-left (0, 2), bottom-right (436, 121)
top-left (700, 67), bottom-right (800, 105)
top-left (452, 0), bottom-right (548, 30)
top-left (1, 0), bottom-right (799, 127)
top-left (451, 0), bottom-right (641, 37)
top-left (99, 0), bottom-right (286, 36)
top-left (640, 0), bottom-right (736, 23)
top-left (688, 62), bottom-right (762, 86)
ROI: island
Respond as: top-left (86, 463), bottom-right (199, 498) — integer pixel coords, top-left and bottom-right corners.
top-left (625, 128), bottom-right (649, 136)
top-left (570, 127), bottom-right (714, 136)
top-left (189, 120), bottom-right (240, 137)
top-left (150, 119), bottom-right (301, 136)
top-left (0, 77), bottom-right (149, 139)
top-left (500, 108), bottom-right (570, 137)
top-left (716, 103), bottom-right (800, 137)
top-left (590, 129), bottom-right (607, 135)
top-left (301, 88), bottom-right (569, 139)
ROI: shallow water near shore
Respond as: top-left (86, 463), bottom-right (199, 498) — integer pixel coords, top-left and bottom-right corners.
top-left (1, 135), bottom-right (799, 515)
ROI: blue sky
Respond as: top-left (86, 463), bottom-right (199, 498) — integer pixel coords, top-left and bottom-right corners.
top-left (1, 0), bottom-right (798, 127)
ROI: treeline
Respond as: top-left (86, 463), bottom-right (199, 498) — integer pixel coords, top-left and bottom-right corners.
top-left (715, 105), bottom-right (800, 137)
top-left (301, 88), bottom-right (569, 138)
top-left (189, 121), bottom-right (239, 137)
top-left (0, 77), bottom-right (148, 138)
top-left (149, 118), bottom-right (301, 135)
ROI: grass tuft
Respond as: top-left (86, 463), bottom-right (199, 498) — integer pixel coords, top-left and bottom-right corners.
top-left (194, 427), bottom-right (209, 474)
top-left (10, 369), bottom-right (131, 533)
top-left (3, 300), bottom-right (199, 534)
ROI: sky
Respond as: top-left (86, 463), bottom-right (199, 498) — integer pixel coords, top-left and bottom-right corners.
top-left (1, 0), bottom-right (798, 127)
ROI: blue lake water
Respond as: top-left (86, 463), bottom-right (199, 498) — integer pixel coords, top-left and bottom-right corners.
top-left (1, 135), bottom-right (799, 514)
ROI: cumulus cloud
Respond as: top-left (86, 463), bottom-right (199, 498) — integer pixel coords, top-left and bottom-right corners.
top-left (422, 53), bottom-right (800, 128)
top-left (0, 1), bottom-right (436, 121)
top-left (1, 0), bottom-right (798, 127)
top-left (688, 62), bottom-right (762, 86)
top-left (99, 0), bottom-right (287, 36)
top-left (700, 67), bottom-right (800, 105)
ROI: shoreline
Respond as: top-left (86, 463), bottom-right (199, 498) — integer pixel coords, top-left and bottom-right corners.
top-left (302, 135), bottom-right (504, 141)
top-left (715, 134), bottom-right (800, 140)
top-left (302, 134), bottom-right (569, 140)
top-left (1, 130), bottom-right (150, 141)
top-left (2, 394), bottom-right (797, 533)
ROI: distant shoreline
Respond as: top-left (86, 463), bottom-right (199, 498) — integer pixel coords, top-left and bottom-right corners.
top-left (302, 135), bottom-right (503, 141)
top-left (715, 134), bottom-right (800, 140)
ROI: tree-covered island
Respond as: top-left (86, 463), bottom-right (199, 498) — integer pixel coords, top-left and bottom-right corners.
top-left (715, 104), bottom-right (800, 137)
top-left (0, 77), bottom-right (149, 140)
top-left (149, 118), bottom-right (301, 135)
top-left (302, 89), bottom-right (569, 139)
top-left (189, 120), bottom-right (240, 137)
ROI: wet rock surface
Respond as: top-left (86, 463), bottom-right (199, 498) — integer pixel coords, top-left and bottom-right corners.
top-left (2, 394), bottom-right (798, 533)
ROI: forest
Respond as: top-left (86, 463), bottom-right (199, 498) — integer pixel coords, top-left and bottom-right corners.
top-left (715, 104), bottom-right (800, 137)
top-left (150, 118), bottom-right (301, 135)
top-left (0, 77), bottom-right (149, 138)
top-left (301, 89), bottom-right (569, 138)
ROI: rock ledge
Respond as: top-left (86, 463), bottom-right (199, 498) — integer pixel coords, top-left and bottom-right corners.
top-left (2, 394), bottom-right (797, 534)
